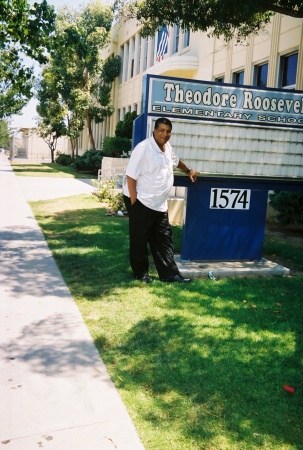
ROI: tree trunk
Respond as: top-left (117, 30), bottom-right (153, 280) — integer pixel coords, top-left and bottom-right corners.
top-left (75, 137), bottom-right (79, 157)
top-left (43, 135), bottom-right (57, 163)
top-left (87, 112), bottom-right (96, 150)
top-left (70, 137), bottom-right (75, 160)
top-left (50, 137), bottom-right (57, 163)
top-left (67, 116), bottom-right (75, 160)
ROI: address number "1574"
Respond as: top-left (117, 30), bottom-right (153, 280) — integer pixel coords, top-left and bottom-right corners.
top-left (210, 188), bottom-right (251, 210)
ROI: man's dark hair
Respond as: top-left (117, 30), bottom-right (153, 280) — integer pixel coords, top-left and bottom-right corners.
top-left (154, 117), bottom-right (172, 130)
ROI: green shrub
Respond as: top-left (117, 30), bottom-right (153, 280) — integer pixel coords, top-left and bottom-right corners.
top-left (74, 149), bottom-right (103, 174)
top-left (108, 192), bottom-right (125, 211)
top-left (115, 111), bottom-right (138, 138)
top-left (269, 191), bottom-right (303, 224)
top-left (92, 177), bottom-right (125, 211)
top-left (102, 136), bottom-right (131, 157)
top-left (55, 153), bottom-right (73, 166)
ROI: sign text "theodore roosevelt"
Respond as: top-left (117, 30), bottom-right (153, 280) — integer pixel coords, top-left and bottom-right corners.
top-left (149, 78), bottom-right (303, 128)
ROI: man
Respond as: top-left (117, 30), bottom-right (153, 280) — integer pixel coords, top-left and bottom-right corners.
top-left (123, 117), bottom-right (198, 283)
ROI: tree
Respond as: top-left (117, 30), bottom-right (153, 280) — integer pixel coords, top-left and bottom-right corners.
top-left (0, 120), bottom-right (11, 149)
top-left (48, 1), bottom-right (121, 150)
top-left (118, 0), bottom-right (303, 41)
top-left (37, 122), bottom-right (66, 163)
top-left (0, 0), bottom-right (55, 119)
top-left (36, 68), bottom-right (67, 162)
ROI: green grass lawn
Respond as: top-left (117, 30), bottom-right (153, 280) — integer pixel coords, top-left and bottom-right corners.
top-left (29, 193), bottom-right (303, 450)
top-left (11, 162), bottom-right (97, 178)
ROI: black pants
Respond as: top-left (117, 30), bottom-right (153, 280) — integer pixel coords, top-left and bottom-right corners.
top-left (124, 196), bottom-right (180, 279)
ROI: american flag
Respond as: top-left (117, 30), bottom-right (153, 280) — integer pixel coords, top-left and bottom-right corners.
top-left (156, 26), bottom-right (170, 62)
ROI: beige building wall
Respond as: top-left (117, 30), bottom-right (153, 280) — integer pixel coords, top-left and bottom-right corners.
top-left (14, 128), bottom-right (70, 162)
top-left (79, 14), bottom-right (303, 151)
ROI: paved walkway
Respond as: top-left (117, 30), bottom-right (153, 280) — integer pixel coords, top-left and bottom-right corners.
top-left (16, 175), bottom-right (95, 202)
top-left (0, 155), bottom-right (145, 449)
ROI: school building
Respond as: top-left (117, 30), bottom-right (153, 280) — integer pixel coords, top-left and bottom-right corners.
top-left (79, 13), bottom-right (303, 150)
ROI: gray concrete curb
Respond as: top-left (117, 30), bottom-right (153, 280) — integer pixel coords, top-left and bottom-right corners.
top-left (176, 255), bottom-right (290, 278)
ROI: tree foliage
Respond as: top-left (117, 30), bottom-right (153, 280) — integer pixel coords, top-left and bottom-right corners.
top-left (0, 52), bottom-right (34, 119)
top-left (0, 120), bottom-right (11, 149)
top-left (116, 0), bottom-right (303, 41)
top-left (0, 0), bottom-right (55, 119)
top-left (45, 1), bottom-right (121, 151)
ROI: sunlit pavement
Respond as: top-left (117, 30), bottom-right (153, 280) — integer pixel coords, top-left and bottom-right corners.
top-left (0, 154), bottom-right (145, 449)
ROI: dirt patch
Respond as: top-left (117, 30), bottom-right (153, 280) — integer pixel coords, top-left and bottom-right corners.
top-left (265, 222), bottom-right (303, 244)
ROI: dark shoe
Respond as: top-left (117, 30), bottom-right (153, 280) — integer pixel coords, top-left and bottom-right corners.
top-left (162, 274), bottom-right (191, 283)
top-left (134, 273), bottom-right (153, 283)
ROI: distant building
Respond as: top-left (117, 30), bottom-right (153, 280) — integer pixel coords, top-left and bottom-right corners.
top-left (78, 13), bottom-right (303, 151)
top-left (10, 128), bottom-right (69, 162)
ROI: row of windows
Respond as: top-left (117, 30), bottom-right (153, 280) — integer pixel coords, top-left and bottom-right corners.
top-left (116, 29), bottom-right (298, 125)
top-left (117, 104), bottom-right (138, 123)
top-left (215, 52), bottom-right (298, 89)
top-left (116, 51), bottom-right (298, 126)
top-left (119, 25), bottom-right (190, 84)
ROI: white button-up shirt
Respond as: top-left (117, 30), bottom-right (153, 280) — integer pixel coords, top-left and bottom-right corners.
top-left (123, 135), bottom-right (179, 212)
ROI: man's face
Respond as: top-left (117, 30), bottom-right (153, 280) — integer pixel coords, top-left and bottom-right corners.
top-left (153, 123), bottom-right (172, 148)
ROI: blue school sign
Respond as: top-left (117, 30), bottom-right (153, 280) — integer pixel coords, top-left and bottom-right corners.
top-left (133, 75), bottom-right (303, 261)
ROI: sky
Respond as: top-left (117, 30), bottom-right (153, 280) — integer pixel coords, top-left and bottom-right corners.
top-left (10, 0), bottom-right (91, 129)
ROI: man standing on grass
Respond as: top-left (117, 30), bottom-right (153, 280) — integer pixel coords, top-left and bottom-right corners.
top-left (123, 117), bottom-right (198, 284)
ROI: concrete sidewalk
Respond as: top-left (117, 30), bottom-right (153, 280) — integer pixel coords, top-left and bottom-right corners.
top-left (16, 175), bottom-right (95, 202)
top-left (0, 155), bottom-right (145, 449)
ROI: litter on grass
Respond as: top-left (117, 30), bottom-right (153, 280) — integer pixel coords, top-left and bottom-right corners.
top-left (208, 271), bottom-right (217, 280)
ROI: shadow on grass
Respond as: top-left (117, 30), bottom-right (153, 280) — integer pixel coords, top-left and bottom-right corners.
top-left (264, 236), bottom-right (303, 272)
top-left (12, 163), bottom-right (97, 178)
top-left (111, 280), bottom-right (303, 448)
top-left (12, 163), bottom-right (56, 174)
top-left (35, 204), bottom-right (303, 449)
top-left (37, 206), bottom-right (132, 297)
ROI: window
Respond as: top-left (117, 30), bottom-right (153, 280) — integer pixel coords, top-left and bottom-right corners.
top-left (123, 42), bottom-right (129, 82)
top-left (150, 36), bottom-right (155, 67)
top-left (215, 76), bottom-right (225, 83)
top-left (183, 29), bottom-right (190, 48)
top-left (136, 34), bottom-right (142, 75)
top-left (254, 63), bottom-right (268, 87)
top-left (119, 47), bottom-right (124, 84)
top-left (233, 70), bottom-right (244, 85)
top-left (143, 37), bottom-right (148, 72)
top-left (130, 38), bottom-right (135, 78)
top-left (280, 53), bottom-right (298, 89)
top-left (172, 24), bottom-right (180, 54)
